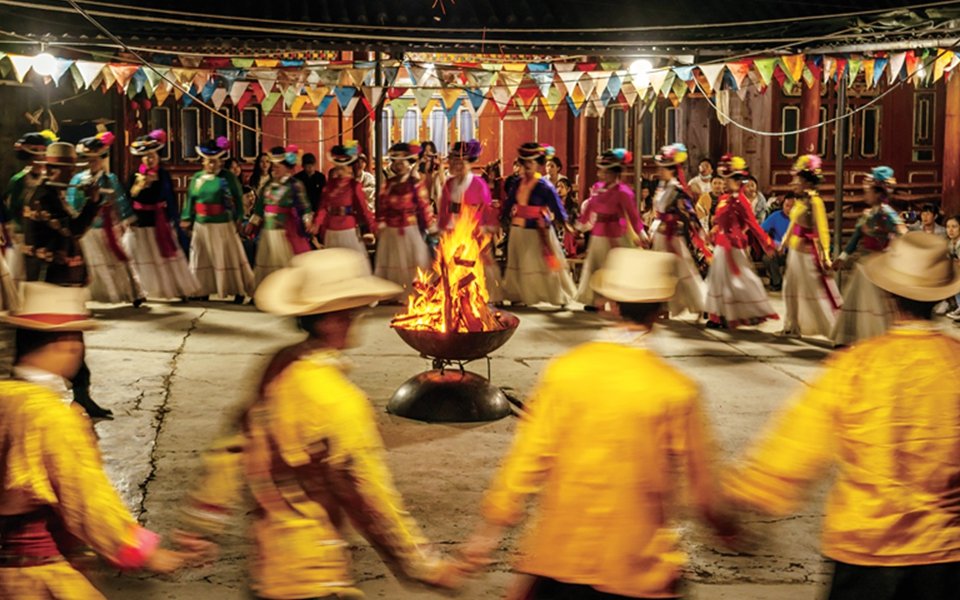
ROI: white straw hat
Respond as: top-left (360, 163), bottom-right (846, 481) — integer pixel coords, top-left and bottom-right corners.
top-left (590, 248), bottom-right (678, 303)
top-left (0, 282), bottom-right (98, 331)
top-left (862, 231), bottom-right (960, 302)
top-left (255, 248), bottom-right (403, 316)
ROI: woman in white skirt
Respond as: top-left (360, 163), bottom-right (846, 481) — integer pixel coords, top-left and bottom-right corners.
top-left (575, 148), bottom-right (645, 308)
top-left (501, 142), bottom-right (576, 307)
top-left (5, 131), bottom-right (56, 285)
top-left (374, 142), bottom-right (436, 296)
top-left (440, 139), bottom-right (502, 303)
top-left (780, 154), bottom-right (842, 338)
top-left (246, 145), bottom-right (315, 289)
top-left (704, 155), bottom-right (778, 329)
top-left (649, 143), bottom-right (712, 318)
top-left (124, 130), bottom-right (200, 300)
top-left (316, 142), bottom-right (376, 257)
top-left (830, 166), bottom-right (906, 346)
top-left (180, 138), bottom-right (254, 302)
top-left (68, 132), bottom-right (146, 306)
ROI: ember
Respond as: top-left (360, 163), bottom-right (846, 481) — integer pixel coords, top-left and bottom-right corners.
top-left (392, 205), bottom-right (506, 333)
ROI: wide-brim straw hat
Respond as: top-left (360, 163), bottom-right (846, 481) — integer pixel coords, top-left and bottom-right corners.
top-left (590, 248), bottom-right (678, 303)
top-left (0, 282), bottom-right (98, 331)
top-left (256, 248), bottom-right (403, 316)
top-left (862, 231), bottom-right (960, 302)
top-left (39, 142), bottom-right (87, 168)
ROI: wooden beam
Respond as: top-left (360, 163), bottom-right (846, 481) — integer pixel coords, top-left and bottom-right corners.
top-left (943, 73), bottom-right (960, 216)
top-left (799, 78), bottom-right (821, 155)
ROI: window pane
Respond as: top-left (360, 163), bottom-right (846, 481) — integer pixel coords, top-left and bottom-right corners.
top-left (181, 108), bottom-right (199, 160)
top-left (429, 108), bottom-right (447, 154)
top-left (641, 110), bottom-right (655, 156)
top-left (665, 108), bottom-right (677, 145)
top-left (913, 92), bottom-right (934, 147)
top-left (148, 108), bottom-right (171, 161)
top-left (861, 107), bottom-right (880, 157)
top-left (458, 110), bottom-right (474, 141)
top-left (817, 106), bottom-right (827, 156)
top-left (611, 108), bottom-right (626, 148)
top-left (380, 106), bottom-right (393, 156)
top-left (781, 106), bottom-right (799, 157)
top-left (842, 112), bottom-right (851, 157)
top-left (212, 109), bottom-right (229, 140)
top-left (401, 109), bottom-right (419, 144)
top-left (240, 107), bottom-right (260, 160)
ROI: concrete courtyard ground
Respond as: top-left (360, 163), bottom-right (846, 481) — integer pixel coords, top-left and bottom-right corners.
top-left (64, 296), bottom-right (847, 599)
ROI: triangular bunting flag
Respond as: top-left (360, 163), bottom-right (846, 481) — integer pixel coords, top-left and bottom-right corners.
top-left (577, 74), bottom-right (598, 100)
top-left (201, 79), bottom-right (218, 103)
top-left (443, 97), bottom-right (462, 121)
top-left (229, 81), bottom-right (249, 105)
top-left (256, 72), bottom-right (278, 94)
top-left (873, 57), bottom-right (889, 86)
top-left (255, 58), bottom-right (279, 68)
top-left (541, 85), bottom-right (564, 119)
top-left (315, 94), bottom-right (335, 116)
top-left (863, 59), bottom-right (876, 88)
top-left (333, 86), bottom-right (356, 111)
top-left (109, 65), bottom-right (140, 92)
top-left (100, 66), bottom-right (117, 90)
top-left (847, 59), bottom-right (862, 85)
top-left (673, 66), bottom-right (695, 82)
top-left (179, 55), bottom-right (202, 68)
top-left (565, 94), bottom-right (582, 117)
top-left (557, 70), bottom-right (583, 95)
top-left (251, 82), bottom-right (266, 103)
top-left (361, 85), bottom-right (383, 109)
top-left (74, 60), bottom-right (105, 89)
top-left (781, 55), bottom-right (805, 83)
top-left (290, 95), bottom-right (308, 119)
top-left (698, 64), bottom-right (725, 94)
top-left (235, 89), bottom-right (255, 112)
top-left (412, 87), bottom-right (434, 113)
top-left (154, 81), bottom-right (172, 106)
top-left (211, 87), bottom-right (228, 109)
top-left (569, 83), bottom-right (587, 110)
top-left (439, 88), bottom-right (462, 111)
top-left (606, 73), bottom-right (623, 100)
top-left (8, 55), bottom-right (33, 83)
top-left (231, 58), bottom-right (255, 69)
top-left (348, 68), bottom-right (371, 87)
top-left (143, 66), bottom-right (168, 91)
top-left (672, 77), bottom-right (689, 102)
top-left (648, 68), bottom-right (669, 97)
top-left (387, 86), bottom-right (407, 100)
top-left (217, 68), bottom-right (243, 87)
top-left (530, 70), bottom-right (555, 97)
top-left (342, 95), bottom-right (361, 117)
top-left (390, 96), bottom-right (414, 119)
top-left (726, 61), bottom-right (750, 88)
top-left (754, 58), bottom-right (777, 86)
top-left (823, 57), bottom-right (836, 84)
top-left (305, 85), bottom-right (328, 106)
top-left (888, 52), bottom-right (907, 84)
top-left (491, 85), bottom-right (513, 117)
top-left (261, 91), bottom-right (282, 115)
top-left (515, 86), bottom-right (539, 109)
top-left (192, 71), bottom-right (211, 92)
top-left (620, 80), bottom-right (638, 107)
top-left (465, 88), bottom-right (486, 112)
top-left (408, 64), bottom-right (428, 87)
top-left (516, 97), bottom-right (537, 120)
top-left (48, 58), bottom-right (74, 86)
top-left (935, 49), bottom-right (955, 83)
top-left (382, 66), bottom-right (399, 87)
top-left (498, 71), bottom-right (524, 97)
top-left (587, 70), bottom-right (612, 97)
top-left (130, 68), bottom-right (147, 94)
top-left (905, 52), bottom-right (921, 80)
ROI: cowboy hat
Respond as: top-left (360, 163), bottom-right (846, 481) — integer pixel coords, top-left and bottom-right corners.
top-left (862, 231), bottom-right (960, 302)
top-left (39, 142), bottom-right (87, 168)
top-left (256, 248), bottom-right (403, 316)
top-left (590, 248), bottom-right (678, 303)
top-left (0, 282), bottom-right (98, 331)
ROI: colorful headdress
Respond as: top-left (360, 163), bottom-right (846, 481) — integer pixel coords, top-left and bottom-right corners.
top-left (597, 148), bottom-right (633, 170)
top-left (14, 129), bottom-right (58, 157)
top-left (76, 131), bottom-right (116, 159)
top-left (387, 142), bottom-right (420, 163)
top-left (717, 153), bottom-right (749, 178)
top-left (654, 143), bottom-right (688, 167)
top-left (130, 129), bottom-right (168, 156)
top-left (196, 136), bottom-right (230, 159)
top-left (449, 139), bottom-right (482, 162)
top-left (268, 144), bottom-right (300, 167)
top-left (791, 153), bottom-right (823, 184)
top-left (517, 142), bottom-right (547, 162)
top-left (865, 165), bottom-right (896, 191)
top-left (330, 140), bottom-right (361, 166)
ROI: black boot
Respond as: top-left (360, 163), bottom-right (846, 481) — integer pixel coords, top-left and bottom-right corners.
top-left (72, 358), bottom-right (113, 420)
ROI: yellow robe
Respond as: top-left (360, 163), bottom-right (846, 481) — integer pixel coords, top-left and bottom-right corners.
top-left (726, 323), bottom-right (960, 565)
top-left (481, 336), bottom-right (718, 598)
top-left (780, 190), bottom-right (832, 266)
top-left (182, 349), bottom-right (440, 599)
top-left (0, 380), bottom-right (157, 600)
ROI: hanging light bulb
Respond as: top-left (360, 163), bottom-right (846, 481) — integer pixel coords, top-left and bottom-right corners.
top-left (32, 51), bottom-right (57, 78)
top-left (629, 59), bottom-right (653, 89)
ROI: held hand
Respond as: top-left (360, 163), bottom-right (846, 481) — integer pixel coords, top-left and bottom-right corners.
top-left (144, 548), bottom-right (194, 574)
top-left (421, 558), bottom-right (470, 590)
top-left (362, 232), bottom-right (376, 246)
top-left (179, 220), bottom-right (192, 232)
top-left (171, 530), bottom-right (219, 565)
top-left (459, 522), bottom-right (503, 573)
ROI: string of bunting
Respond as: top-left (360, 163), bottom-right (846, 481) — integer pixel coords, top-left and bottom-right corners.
top-left (2, 49), bottom-right (958, 123)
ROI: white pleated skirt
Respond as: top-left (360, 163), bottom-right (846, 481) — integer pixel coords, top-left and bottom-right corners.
top-left (651, 232), bottom-right (705, 317)
top-left (831, 262), bottom-right (894, 346)
top-left (704, 246), bottom-right (778, 327)
top-left (503, 226), bottom-right (575, 307)
top-left (7, 239), bottom-right (24, 284)
top-left (254, 229), bottom-right (295, 289)
top-left (190, 222), bottom-right (255, 297)
top-left (123, 227), bottom-right (201, 300)
top-left (575, 234), bottom-right (635, 305)
top-left (782, 249), bottom-right (841, 337)
top-left (324, 228), bottom-right (368, 256)
top-left (80, 228), bottom-right (145, 303)
top-left (0, 252), bottom-right (18, 311)
top-left (374, 225), bottom-right (430, 293)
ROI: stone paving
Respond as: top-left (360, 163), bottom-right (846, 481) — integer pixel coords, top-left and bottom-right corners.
top-left (64, 296), bottom-right (846, 599)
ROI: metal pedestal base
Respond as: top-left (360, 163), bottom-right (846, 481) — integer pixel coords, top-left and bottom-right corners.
top-left (387, 369), bottom-right (511, 423)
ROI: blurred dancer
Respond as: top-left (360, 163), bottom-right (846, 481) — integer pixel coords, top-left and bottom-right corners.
top-left (0, 282), bottom-right (200, 599)
top-left (178, 249), bottom-right (462, 599)
top-left (830, 166), bottom-right (906, 346)
top-left (462, 248), bottom-right (735, 599)
top-left (4, 130), bottom-right (57, 284)
top-left (779, 154), bottom-right (841, 338)
top-left (315, 142), bottom-right (376, 257)
top-left (726, 232), bottom-right (960, 600)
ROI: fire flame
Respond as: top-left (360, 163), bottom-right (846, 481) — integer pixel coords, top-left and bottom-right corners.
top-left (391, 205), bottom-right (505, 333)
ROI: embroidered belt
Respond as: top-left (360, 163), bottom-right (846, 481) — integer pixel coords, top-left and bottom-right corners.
top-left (196, 203), bottom-right (226, 217)
top-left (0, 509), bottom-right (63, 567)
top-left (595, 213), bottom-right (621, 223)
top-left (329, 206), bottom-right (354, 216)
top-left (515, 204), bottom-right (543, 219)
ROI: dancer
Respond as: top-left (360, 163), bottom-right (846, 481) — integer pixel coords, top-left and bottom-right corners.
top-left (248, 145), bottom-right (314, 288)
top-left (780, 154), bottom-right (842, 338)
top-left (501, 142), bottom-right (576, 307)
top-left (726, 232), bottom-right (960, 600)
top-left (178, 250), bottom-right (462, 599)
top-left (4, 130), bottom-right (57, 284)
top-left (419, 140), bottom-right (445, 211)
top-left (125, 129), bottom-right (200, 300)
top-left (649, 143), bottom-right (711, 318)
top-left (704, 156), bottom-right (778, 329)
top-left (575, 148), bottom-right (644, 307)
top-left (181, 138), bottom-right (255, 301)
top-left (69, 132), bottom-right (146, 306)
top-left (830, 166), bottom-right (906, 346)
top-left (0, 283), bottom-right (201, 599)
top-left (315, 142), bottom-right (376, 257)
top-left (461, 249), bottom-right (737, 599)
top-left (440, 139), bottom-right (502, 302)
top-left (374, 142), bottom-right (436, 295)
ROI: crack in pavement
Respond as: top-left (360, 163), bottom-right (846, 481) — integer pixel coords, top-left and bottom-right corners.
top-left (135, 309), bottom-right (206, 522)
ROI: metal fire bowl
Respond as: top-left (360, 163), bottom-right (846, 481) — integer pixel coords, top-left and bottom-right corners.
top-left (392, 311), bottom-right (520, 361)
top-left (388, 370), bottom-right (511, 422)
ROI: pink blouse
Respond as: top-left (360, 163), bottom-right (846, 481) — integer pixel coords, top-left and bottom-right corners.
top-left (579, 182), bottom-right (642, 238)
top-left (438, 174), bottom-right (494, 230)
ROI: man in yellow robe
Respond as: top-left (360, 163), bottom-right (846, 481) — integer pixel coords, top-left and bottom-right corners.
top-left (726, 231), bottom-right (960, 599)
top-left (178, 248), bottom-right (460, 599)
top-left (0, 282), bottom-right (196, 599)
top-left (460, 248), bottom-right (736, 599)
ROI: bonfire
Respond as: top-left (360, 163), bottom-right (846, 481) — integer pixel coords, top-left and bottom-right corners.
top-left (391, 205), bottom-right (507, 333)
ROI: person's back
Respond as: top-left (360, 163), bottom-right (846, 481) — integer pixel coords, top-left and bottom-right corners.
top-left (482, 335), bottom-right (714, 596)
